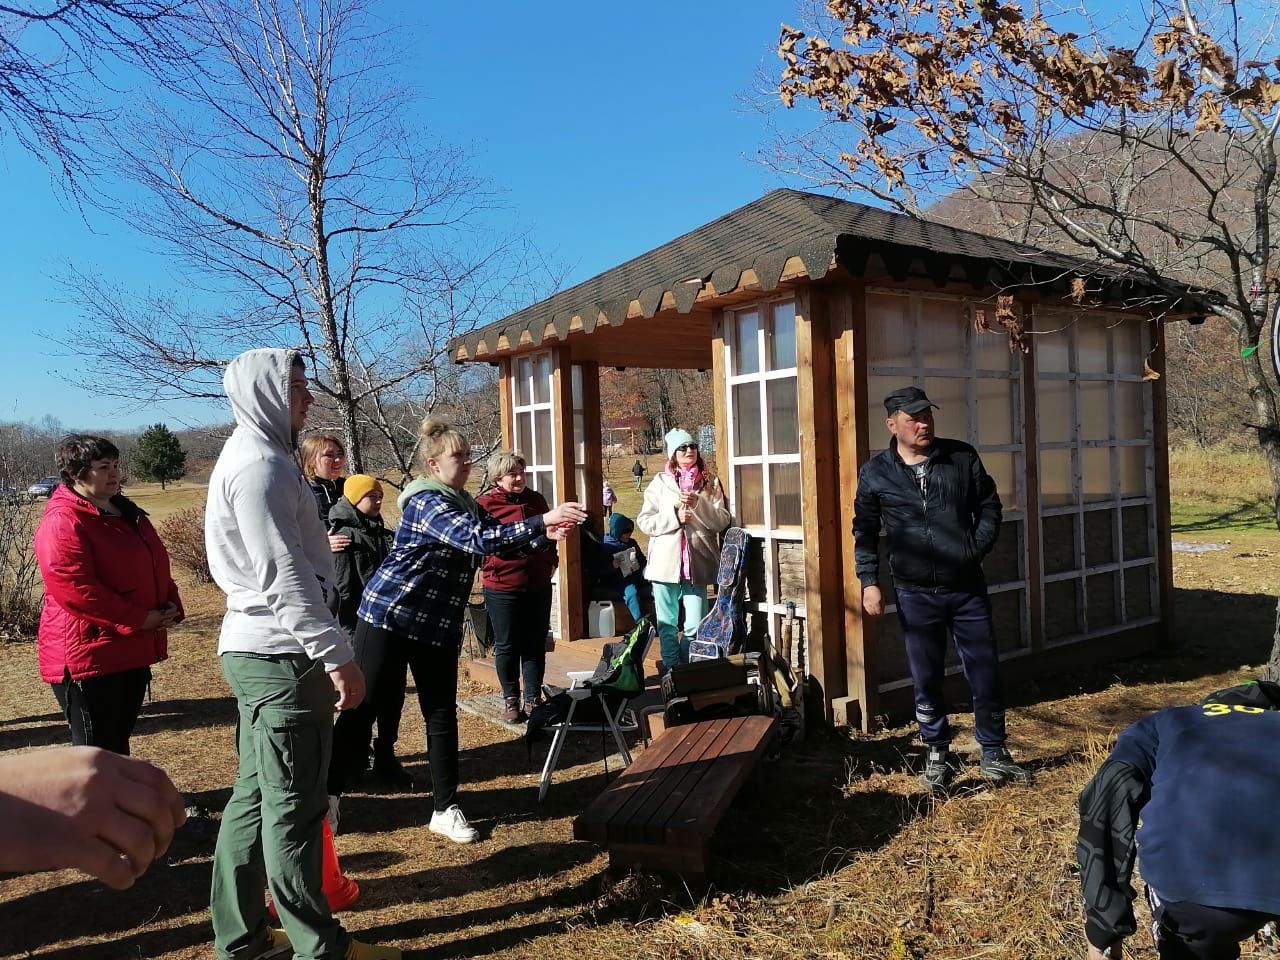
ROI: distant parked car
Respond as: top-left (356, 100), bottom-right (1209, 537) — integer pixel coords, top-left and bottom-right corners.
top-left (0, 486), bottom-right (20, 505)
top-left (27, 476), bottom-right (60, 499)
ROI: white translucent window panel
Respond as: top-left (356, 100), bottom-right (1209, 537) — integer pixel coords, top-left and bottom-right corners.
top-left (516, 411), bottom-right (532, 451)
top-left (1038, 379), bottom-right (1073, 444)
top-left (920, 298), bottom-right (967, 369)
top-left (735, 464), bottom-right (765, 526)
top-left (868, 376), bottom-right (910, 420)
top-left (733, 382), bottom-right (762, 456)
top-left (1113, 318), bottom-right (1145, 377)
top-left (533, 355), bottom-right (552, 404)
top-left (1118, 446), bottom-right (1148, 497)
top-left (1077, 320), bottom-right (1110, 374)
top-left (1082, 448), bottom-right (1112, 503)
top-left (734, 310), bottom-right (761, 376)
top-left (534, 409), bottom-right (553, 464)
top-left (1036, 326), bottom-right (1071, 374)
top-left (924, 376), bottom-right (969, 438)
top-left (981, 452), bottom-right (1016, 509)
top-left (1080, 382), bottom-right (1112, 441)
top-left (573, 412), bottom-right (585, 464)
top-left (976, 377), bottom-right (1015, 446)
top-left (767, 378), bottom-right (800, 455)
top-left (1115, 383), bottom-right (1146, 440)
top-left (770, 462), bottom-right (803, 528)
top-left (516, 358), bottom-right (533, 405)
top-left (769, 301), bottom-right (797, 371)
top-left (1040, 449), bottom-right (1075, 507)
top-left (975, 328), bottom-right (1014, 372)
top-left (866, 293), bottom-right (913, 367)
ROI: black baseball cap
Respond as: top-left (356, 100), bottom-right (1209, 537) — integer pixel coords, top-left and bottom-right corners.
top-left (884, 386), bottom-right (939, 415)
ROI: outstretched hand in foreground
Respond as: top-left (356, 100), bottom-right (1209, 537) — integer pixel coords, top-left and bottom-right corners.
top-left (0, 746), bottom-right (187, 889)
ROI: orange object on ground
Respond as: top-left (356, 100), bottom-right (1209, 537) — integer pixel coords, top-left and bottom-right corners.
top-left (266, 819), bottom-right (359, 919)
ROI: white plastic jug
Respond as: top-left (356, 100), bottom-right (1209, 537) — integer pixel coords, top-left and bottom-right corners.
top-left (588, 600), bottom-right (615, 638)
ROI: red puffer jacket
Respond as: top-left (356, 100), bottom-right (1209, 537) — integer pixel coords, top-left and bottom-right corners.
top-left (475, 486), bottom-right (558, 592)
top-left (34, 484), bottom-right (182, 683)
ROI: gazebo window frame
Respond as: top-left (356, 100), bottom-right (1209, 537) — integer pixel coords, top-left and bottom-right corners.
top-left (724, 297), bottom-right (804, 640)
top-left (510, 351), bottom-right (557, 500)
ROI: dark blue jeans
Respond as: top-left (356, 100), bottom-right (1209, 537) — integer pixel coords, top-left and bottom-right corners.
top-left (484, 585), bottom-right (552, 703)
top-left (896, 587), bottom-right (1007, 752)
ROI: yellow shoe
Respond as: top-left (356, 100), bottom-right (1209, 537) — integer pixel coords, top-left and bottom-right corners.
top-left (344, 939), bottom-right (402, 960)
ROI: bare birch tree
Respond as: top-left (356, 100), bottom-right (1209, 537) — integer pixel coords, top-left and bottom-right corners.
top-left (63, 0), bottom-right (536, 472)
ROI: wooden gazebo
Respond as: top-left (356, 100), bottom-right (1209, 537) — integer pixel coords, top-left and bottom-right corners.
top-left (447, 189), bottom-right (1208, 730)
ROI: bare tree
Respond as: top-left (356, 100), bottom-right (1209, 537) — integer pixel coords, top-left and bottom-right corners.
top-left (62, 0), bottom-right (538, 473)
top-left (0, 0), bottom-right (186, 180)
top-left (771, 0), bottom-right (1280, 664)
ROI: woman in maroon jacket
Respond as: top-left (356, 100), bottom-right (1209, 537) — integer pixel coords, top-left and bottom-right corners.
top-left (476, 449), bottom-right (558, 723)
top-left (33, 435), bottom-right (183, 755)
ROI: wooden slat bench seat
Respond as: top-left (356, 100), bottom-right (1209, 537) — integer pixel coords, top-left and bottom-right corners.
top-left (573, 714), bottom-right (777, 876)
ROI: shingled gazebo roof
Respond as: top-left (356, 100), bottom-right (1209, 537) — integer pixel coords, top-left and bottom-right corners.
top-left (449, 188), bottom-right (1208, 361)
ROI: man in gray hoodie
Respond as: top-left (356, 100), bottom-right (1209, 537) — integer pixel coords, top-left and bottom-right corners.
top-left (206, 348), bottom-right (397, 960)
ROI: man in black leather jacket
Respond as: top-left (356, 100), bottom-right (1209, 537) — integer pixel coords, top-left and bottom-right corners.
top-left (853, 386), bottom-right (1031, 790)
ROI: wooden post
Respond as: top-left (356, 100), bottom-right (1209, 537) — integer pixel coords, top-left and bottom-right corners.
top-left (551, 346), bottom-right (585, 644)
top-left (1020, 304), bottom-right (1044, 653)
top-left (1149, 319), bottom-right (1175, 643)
top-left (580, 361), bottom-right (604, 521)
top-left (498, 358), bottom-right (514, 444)
top-left (832, 281), bottom-right (875, 731)
top-left (796, 285), bottom-right (846, 724)
top-left (711, 310), bottom-right (728, 480)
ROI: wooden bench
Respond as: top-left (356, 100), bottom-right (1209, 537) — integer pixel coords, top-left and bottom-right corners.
top-left (573, 714), bottom-right (777, 876)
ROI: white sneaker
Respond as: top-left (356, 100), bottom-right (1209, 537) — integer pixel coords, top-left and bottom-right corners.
top-left (429, 804), bottom-right (479, 844)
top-left (326, 794), bottom-right (341, 833)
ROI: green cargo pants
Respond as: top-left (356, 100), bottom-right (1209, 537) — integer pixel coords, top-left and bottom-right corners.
top-left (211, 653), bottom-right (348, 960)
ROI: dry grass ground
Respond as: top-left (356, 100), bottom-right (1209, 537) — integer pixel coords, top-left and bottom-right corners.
top-left (3, 457), bottom-right (1279, 959)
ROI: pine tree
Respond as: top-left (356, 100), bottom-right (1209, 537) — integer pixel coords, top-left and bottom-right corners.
top-left (132, 424), bottom-right (186, 490)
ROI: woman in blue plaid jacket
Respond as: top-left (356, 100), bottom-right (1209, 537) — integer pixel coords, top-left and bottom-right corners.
top-left (330, 418), bottom-right (587, 844)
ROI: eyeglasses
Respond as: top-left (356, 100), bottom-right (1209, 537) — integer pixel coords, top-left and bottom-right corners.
top-left (320, 452), bottom-right (345, 461)
top-left (675, 443), bottom-right (698, 453)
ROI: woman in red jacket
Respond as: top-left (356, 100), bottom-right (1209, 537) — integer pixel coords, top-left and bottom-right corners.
top-left (476, 449), bottom-right (558, 723)
top-left (34, 435), bottom-right (183, 755)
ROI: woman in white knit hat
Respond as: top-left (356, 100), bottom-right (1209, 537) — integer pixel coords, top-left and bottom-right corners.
top-left (636, 427), bottom-right (732, 669)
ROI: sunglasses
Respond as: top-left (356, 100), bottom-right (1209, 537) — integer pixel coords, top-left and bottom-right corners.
top-left (675, 443), bottom-right (698, 453)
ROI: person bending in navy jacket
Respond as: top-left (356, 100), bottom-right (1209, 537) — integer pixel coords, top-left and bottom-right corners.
top-left (853, 386), bottom-right (1030, 790)
top-left (1078, 680), bottom-right (1280, 960)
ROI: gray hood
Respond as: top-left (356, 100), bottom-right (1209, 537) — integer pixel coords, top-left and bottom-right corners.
top-left (223, 348), bottom-right (298, 451)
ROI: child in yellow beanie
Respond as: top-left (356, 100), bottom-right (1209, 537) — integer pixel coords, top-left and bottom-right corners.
top-left (328, 474), bottom-right (392, 630)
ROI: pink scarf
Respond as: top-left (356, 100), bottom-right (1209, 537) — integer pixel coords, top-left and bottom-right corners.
top-left (670, 465), bottom-right (703, 581)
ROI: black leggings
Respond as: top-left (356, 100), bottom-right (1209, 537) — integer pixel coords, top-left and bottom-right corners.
top-left (483, 586), bottom-right (551, 703)
top-left (330, 622), bottom-right (459, 811)
top-left (50, 666), bottom-right (151, 756)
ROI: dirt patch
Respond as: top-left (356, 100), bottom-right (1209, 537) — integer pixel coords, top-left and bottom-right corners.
top-left (4, 524), bottom-right (1280, 957)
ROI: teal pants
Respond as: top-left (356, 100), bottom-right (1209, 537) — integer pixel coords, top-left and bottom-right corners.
top-left (651, 580), bottom-right (708, 667)
top-left (211, 653), bottom-right (347, 960)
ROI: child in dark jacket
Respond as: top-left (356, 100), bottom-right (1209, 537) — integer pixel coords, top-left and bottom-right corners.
top-left (601, 513), bottom-right (650, 622)
top-left (328, 474), bottom-right (394, 630)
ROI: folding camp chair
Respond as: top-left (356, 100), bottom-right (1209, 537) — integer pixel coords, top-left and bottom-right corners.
top-left (534, 617), bottom-right (655, 801)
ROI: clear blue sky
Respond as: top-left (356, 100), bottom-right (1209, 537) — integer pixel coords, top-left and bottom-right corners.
top-left (0, 1), bottom-right (809, 431)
